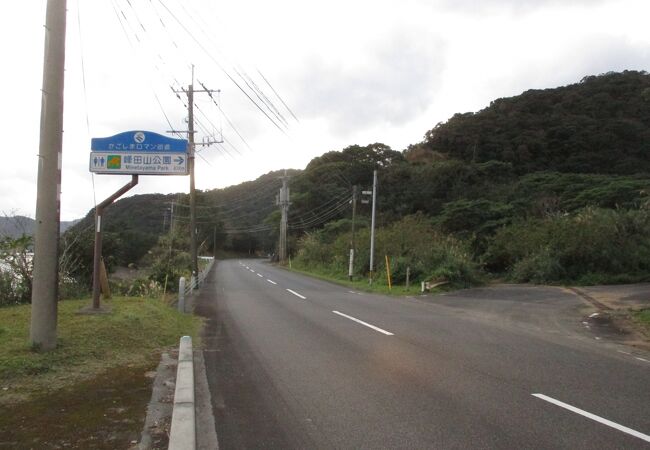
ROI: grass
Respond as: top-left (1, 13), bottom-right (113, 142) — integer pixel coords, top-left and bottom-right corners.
top-left (632, 309), bottom-right (650, 333)
top-left (0, 296), bottom-right (202, 405)
top-left (286, 265), bottom-right (445, 297)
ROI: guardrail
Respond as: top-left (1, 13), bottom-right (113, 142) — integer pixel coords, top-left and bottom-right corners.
top-left (168, 336), bottom-right (195, 450)
top-left (178, 258), bottom-right (215, 312)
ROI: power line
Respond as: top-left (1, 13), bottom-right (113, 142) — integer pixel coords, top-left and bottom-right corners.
top-left (155, 0), bottom-right (289, 136)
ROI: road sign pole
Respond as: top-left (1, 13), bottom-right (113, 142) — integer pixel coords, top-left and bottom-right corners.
top-left (30, 0), bottom-right (67, 350)
top-left (91, 175), bottom-right (138, 310)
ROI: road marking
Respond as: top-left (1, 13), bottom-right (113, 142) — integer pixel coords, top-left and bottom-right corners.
top-left (635, 357), bottom-right (649, 363)
top-left (257, 273), bottom-right (263, 278)
top-left (532, 394), bottom-right (650, 443)
top-left (348, 290), bottom-right (357, 294)
top-left (332, 310), bottom-right (394, 336)
top-left (286, 289), bottom-right (306, 299)
top-left (617, 350), bottom-right (631, 355)
top-left (267, 279), bottom-right (277, 285)
top-left (249, 269), bottom-right (255, 273)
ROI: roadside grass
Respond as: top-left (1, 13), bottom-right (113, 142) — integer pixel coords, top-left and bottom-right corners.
top-left (632, 309), bottom-right (650, 333)
top-left (0, 296), bottom-right (202, 405)
top-left (285, 265), bottom-right (446, 297)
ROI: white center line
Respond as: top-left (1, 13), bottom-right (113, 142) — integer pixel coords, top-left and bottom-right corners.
top-left (332, 310), bottom-right (394, 336)
top-left (532, 394), bottom-right (650, 443)
top-left (286, 289), bottom-right (306, 299)
top-left (257, 273), bottom-right (263, 278)
top-left (267, 279), bottom-right (277, 285)
top-left (249, 269), bottom-right (255, 273)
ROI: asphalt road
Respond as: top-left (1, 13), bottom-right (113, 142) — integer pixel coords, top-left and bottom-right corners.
top-left (196, 259), bottom-right (650, 449)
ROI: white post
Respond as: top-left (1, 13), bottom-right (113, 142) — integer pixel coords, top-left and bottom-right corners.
top-left (348, 249), bottom-right (354, 279)
top-left (178, 277), bottom-right (186, 313)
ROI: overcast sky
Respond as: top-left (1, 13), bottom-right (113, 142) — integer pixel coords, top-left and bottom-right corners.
top-left (1, 0), bottom-right (648, 221)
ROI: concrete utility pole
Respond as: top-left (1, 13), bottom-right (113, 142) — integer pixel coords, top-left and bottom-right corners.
top-left (172, 66), bottom-right (221, 281)
top-left (348, 185), bottom-right (358, 280)
top-left (30, 0), bottom-right (67, 350)
top-left (278, 171), bottom-right (290, 263)
top-left (369, 170), bottom-right (377, 285)
top-left (187, 79), bottom-right (198, 279)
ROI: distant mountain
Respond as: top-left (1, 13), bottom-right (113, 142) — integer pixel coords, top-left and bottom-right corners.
top-left (0, 216), bottom-right (80, 238)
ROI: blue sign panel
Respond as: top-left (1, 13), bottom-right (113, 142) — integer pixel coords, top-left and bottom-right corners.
top-left (91, 130), bottom-right (187, 153)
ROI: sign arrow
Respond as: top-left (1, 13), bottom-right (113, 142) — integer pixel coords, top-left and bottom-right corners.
top-left (174, 156), bottom-right (184, 165)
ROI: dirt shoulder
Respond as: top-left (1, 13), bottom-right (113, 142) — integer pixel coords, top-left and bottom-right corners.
top-left (568, 284), bottom-right (650, 349)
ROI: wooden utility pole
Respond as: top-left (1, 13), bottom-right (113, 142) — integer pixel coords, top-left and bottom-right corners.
top-left (30, 0), bottom-right (67, 350)
top-left (172, 67), bottom-right (220, 281)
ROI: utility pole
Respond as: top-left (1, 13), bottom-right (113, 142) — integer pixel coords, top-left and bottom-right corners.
top-left (30, 0), bottom-right (67, 350)
top-left (277, 171), bottom-right (290, 263)
top-left (348, 185), bottom-right (357, 280)
top-left (171, 66), bottom-right (221, 280)
top-left (369, 170), bottom-right (377, 285)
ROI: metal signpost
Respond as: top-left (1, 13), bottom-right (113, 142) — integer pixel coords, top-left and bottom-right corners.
top-left (88, 130), bottom-right (188, 311)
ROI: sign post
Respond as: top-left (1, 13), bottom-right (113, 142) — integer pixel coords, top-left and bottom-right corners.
top-left (86, 130), bottom-right (188, 312)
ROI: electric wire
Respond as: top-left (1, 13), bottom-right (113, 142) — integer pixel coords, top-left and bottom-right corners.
top-left (155, 0), bottom-right (289, 136)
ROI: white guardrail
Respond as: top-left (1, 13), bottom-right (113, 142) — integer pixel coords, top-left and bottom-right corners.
top-left (178, 258), bottom-right (214, 312)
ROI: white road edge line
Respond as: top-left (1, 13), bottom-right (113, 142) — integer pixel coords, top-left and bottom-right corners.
top-left (267, 279), bottom-right (277, 285)
top-left (532, 394), bottom-right (650, 443)
top-left (332, 310), bottom-right (394, 336)
top-left (286, 289), bottom-right (306, 300)
top-left (635, 357), bottom-right (649, 362)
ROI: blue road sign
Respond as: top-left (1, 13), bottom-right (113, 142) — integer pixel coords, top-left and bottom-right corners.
top-left (91, 130), bottom-right (187, 153)
top-left (89, 151), bottom-right (188, 175)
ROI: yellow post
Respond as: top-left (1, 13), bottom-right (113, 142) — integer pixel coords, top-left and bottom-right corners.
top-left (385, 255), bottom-right (392, 291)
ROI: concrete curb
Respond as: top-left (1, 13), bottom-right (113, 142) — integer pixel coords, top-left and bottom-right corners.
top-left (169, 336), bottom-right (195, 450)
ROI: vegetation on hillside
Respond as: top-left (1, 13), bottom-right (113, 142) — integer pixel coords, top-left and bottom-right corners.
top-left (54, 70), bottom-right (650, 291)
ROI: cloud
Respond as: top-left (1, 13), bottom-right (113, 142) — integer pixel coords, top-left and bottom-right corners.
top-left (435, 0), bottom-right (609, 14)
top-left (291, 31), bottom-right (446, 136)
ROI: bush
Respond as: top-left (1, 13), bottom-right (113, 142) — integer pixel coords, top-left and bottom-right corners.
top-left (295, 214), bottom-right (482, 288)
top-left (485, 207), bottom-right (650, 283)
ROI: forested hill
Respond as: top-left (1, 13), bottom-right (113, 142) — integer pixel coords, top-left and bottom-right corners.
top-left (62, 71), bottom-right (650, 286)
top-left (406, 70), bottom-right (650, 174)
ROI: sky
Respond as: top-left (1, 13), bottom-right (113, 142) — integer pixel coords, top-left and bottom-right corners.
top-left (1, 0), bottom-right (648, 221)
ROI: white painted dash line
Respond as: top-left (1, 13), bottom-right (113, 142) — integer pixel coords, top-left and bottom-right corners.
top-left (249, 269), bottom-right (255, 273)
top-left (332, 310), bottom-right (394, 336)
top-left (532, 394), bottom-right (650, 443)
top-left (635, 357), bottom-right (649, 363)
top-left (267, 279), bottom-right (277, 285)
top-left (257, 273), bottom-right (263, 278)
top-left (286, 289), bottom-right (306, 300)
